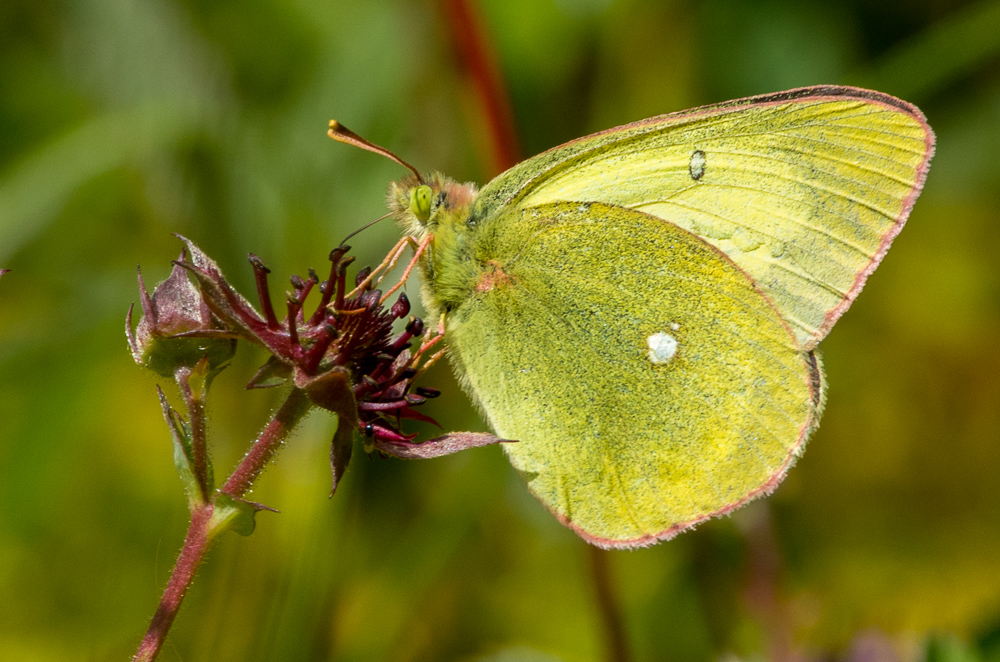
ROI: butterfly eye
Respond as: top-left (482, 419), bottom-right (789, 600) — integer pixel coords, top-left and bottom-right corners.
top-left (409, 185), bottom-right (433, 222)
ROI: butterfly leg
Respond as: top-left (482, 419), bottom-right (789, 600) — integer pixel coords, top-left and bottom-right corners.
top-left (378, 234), bottom-right (433, 304)
top-left (346, 236), bottom-right (411, 297)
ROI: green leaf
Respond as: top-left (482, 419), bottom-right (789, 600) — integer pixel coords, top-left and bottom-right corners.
top-left (209, 493), bottom-right (262, 538)
top-left (246, 355), bottom-right (292, 389)
top-left (156, 386), bottom-right (203, 508)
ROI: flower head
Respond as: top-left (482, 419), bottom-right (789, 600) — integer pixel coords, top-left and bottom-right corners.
top-left (136, 236), bottom-right (509, 494)
top-left (170, 237), bottom-right (445, 445)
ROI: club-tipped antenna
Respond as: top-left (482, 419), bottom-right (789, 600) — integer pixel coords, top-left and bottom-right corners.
top-left (328, 120), bottom-right (423, 183)
top-left (339, 211), bottom-right (393, 247)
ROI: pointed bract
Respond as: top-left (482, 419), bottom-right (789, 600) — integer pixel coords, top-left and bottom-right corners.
top-left (373, 431), bottom-right (513, 459)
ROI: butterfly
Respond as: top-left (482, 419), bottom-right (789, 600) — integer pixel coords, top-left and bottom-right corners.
top-left (332, 86), bottom-right (934, 548)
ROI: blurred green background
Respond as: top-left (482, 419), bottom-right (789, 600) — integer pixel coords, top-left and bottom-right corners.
top-left (1, 0), bottom-right (999, 660)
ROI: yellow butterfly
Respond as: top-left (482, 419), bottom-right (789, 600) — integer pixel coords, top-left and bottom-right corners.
top-left (332, 86), bottom-right (934, 548)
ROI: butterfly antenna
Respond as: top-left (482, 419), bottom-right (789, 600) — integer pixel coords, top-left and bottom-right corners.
top-left (340, 211), bottom-right (393, 247)
top-left (328, 120), bottom-right (423, 183)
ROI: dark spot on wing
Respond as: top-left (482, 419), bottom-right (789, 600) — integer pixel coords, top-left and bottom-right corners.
top-left (806, 350), bottom-right (822, 408)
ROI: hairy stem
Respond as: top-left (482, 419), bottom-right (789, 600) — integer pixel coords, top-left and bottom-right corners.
top-left (222, 388), bottom-right (312, 498)
top-left (133, 505), bottom-right (212, 662)
top-left (133, 388), bottom-right (314, 661)
top-left (176, 367), bottom-right (211, 502)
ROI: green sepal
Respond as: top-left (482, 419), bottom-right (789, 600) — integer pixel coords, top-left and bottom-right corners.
top-left (329, 415), bottom-right (354, 497)
top-left (142, 335), bottom-right (235, 381)
top-left (246, 355), bottom-right (292, 389)
top-left (156, 387), bottom-right (204, 508)
top-left (290, 368), bottom-right (358, 496)
top-left (293, 366), bottom-right (357, 418)
top-left (209, 493), bottom-right (261, 538)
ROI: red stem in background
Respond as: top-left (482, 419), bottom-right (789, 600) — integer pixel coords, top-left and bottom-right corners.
top-left (440, 0), bottom-right (522, 174)
top-left (441, 6), bottom-right (642, 655)
top-left (588, 545), bottom-right (632, 662)
top-left (742, 505), bottom-right (803, 662)
top-left (441, 5), bottom-right (634, 657)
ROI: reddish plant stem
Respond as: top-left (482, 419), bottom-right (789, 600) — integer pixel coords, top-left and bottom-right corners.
top-left (440, 0), bottom-right (522, 174)
top-left (176, 368), bottom-right (210, 502)
top-left (440, 9), bottom-right (633, 659)
top-left (133, 388), bottom-right (313, 661)
top-left (133, 505), bottom-right (213, 662)
top-left (221, 387), bottom-right (312, 499)
top-left (587, 545), bottom-right (632, 662)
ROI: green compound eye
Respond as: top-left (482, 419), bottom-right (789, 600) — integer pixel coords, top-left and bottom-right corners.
top-left (409, 185), bottom-right (433, 222)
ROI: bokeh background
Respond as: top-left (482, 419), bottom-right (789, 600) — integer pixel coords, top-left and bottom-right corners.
top-left (1, 0), bottom-right (999, 660)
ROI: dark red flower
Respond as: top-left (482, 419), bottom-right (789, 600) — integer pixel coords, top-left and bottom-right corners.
top-left (164, 236), bottom-right (509, 493)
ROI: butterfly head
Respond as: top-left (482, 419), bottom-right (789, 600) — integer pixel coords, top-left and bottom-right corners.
top-left (388, 173), bottom-right (478, 240)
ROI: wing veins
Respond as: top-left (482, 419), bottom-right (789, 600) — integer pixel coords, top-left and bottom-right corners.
top-left (636, 195), bottom-right (873, 260)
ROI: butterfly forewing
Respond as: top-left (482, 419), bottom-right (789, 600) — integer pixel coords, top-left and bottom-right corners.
top-left (473, 87), bottom-right (934, 349)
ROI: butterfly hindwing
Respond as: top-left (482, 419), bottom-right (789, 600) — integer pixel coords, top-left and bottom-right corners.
top-left (447, 201), bottom-right (822, 547)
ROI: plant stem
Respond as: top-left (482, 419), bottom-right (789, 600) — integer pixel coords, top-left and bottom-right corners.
top-left (176, 367), bottom-right (211, 502)
top-left (741, 504), bottom-right (801, 662)
top-left (222, 387), bottom-right (312, 498)
top-left (133, 388), bottom-right (314, 662)
top-left (440, 0), bottom-right (521, 174)
top-left (133, 505), bottom-right (212, 662)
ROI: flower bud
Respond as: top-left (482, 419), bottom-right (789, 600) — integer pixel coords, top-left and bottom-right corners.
top-left (127, 260), bottom-right (236, 378)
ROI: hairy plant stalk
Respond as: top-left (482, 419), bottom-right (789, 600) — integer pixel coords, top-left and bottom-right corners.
top-left (222, 388), bottom-right (312, 498)
top-left (133, 505), bottom-right (213, 662)
top-left (132, 388), bottom-right (313, 662)
top-left (176, 366), bottom-right (211, 502)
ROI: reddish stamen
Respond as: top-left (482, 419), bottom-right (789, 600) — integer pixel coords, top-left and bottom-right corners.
top-left (248, 254), bottom-right (281, 330)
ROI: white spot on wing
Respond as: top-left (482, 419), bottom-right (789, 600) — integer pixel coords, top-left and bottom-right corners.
top-left (689, 150), bottom-right (706, 181)
top-left (647, 331), bottom-right (678, 365)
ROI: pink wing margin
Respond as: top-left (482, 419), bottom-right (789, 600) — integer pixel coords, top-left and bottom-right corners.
top-left (533, 273), bottom-right (827, 550)
top-left (496, 86), bottom-right (934, 547)
top-left (494, 86), bottom-right (936, 351)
